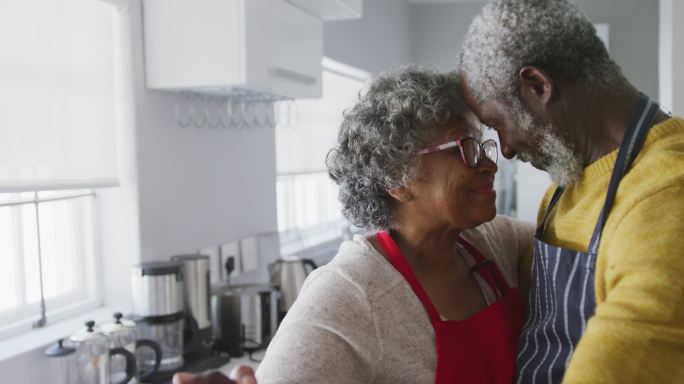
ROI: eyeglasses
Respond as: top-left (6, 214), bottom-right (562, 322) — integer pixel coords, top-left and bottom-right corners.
top-left (416, 138), bottom-right (498, 168)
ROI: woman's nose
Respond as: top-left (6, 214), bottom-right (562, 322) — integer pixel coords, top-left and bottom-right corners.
top-left (478, 156), bottom-right (498, 174)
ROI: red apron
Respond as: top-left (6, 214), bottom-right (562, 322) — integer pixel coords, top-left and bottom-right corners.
top-left (376, 231), bottom-right (523, 384)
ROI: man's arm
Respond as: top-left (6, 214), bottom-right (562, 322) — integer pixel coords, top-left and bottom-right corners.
top-left (563, 186), bottom-right (684, 383)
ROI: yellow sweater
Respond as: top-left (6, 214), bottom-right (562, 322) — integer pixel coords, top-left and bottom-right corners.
top-left (519, 117), bottom-right (684, 383)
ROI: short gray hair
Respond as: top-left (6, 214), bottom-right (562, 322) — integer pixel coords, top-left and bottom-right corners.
top-left (326, 67), bottom-right (475, 230)
top-left (460, 0), bottom-right (627, 106)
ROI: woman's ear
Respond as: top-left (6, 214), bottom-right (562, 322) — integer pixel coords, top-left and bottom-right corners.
top-left (388, 186), bottom-right (413, 202)
top-left (518, 66), bottom-right (554, 110)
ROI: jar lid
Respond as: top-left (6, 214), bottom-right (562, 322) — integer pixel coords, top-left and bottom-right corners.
top-left (70, 320), bottom-right (107, 343)
top-left (99, 312), bottom-right (136, 335)
top-left (44, 339), bottom-right (76, 358)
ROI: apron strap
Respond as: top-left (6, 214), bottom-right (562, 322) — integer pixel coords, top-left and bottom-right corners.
top-left (587, 94), bottom-right (660, 255)
top-left (458, 236), bottom-right (511, 298)
top-left (376, 231), bottom-right (511, 321)
top-left (536, 186), bottom-right (565, 239)
top-left (375, 231), bottom-right (442, 323)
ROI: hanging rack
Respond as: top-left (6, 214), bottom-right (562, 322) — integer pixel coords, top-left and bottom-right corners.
top-left (173, 89), bottom-right (298, 130)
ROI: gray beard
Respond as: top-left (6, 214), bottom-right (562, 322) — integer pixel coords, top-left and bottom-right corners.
top-left (516, 112), bottom-right (584, 187)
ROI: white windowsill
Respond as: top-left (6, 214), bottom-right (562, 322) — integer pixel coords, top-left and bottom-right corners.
top-left (0, 307), bottom-right (114, 362)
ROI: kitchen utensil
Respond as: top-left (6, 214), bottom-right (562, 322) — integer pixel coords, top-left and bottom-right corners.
top-left (268, 256), bottom-right (318, 318)
top-left (100, 312), bottom-right (162, 383)
top-left (130, 261), bottom-right (185, 372)
top-left (211, 284), bottom-right (278, 356)
top-left (44, 339), bottom-right (78, 384)
top-left (170, 254), bottom-right (214, 362)
top-left (69, 320), bottom-right (135, 384)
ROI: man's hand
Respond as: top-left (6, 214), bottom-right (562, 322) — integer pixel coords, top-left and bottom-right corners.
top-left (173, 365), bottom-right (257, 384)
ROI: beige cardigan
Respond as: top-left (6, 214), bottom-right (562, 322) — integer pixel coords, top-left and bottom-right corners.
top-left (256, 215), bottom-right (534, 384)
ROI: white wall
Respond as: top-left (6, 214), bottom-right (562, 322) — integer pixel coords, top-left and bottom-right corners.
top-left (660, 0), bottom-right (684, 115)
top-left (409, 2), bottom-right (483, 72)
top-left (324, 0), bottom-right (413, 74)
top-left (575, 0), bottom-right (660, 101)
top-left (409, 0), bottom-right (660, 100)
top-left (130, 6), bottom-right (278, 262)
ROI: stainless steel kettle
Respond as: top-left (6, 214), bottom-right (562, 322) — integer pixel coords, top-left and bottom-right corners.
top-left (268, 256), bottom-right (318, 318)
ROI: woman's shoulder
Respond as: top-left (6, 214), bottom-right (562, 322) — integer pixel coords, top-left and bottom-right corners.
top-left (465, 215), bottom-right (534, 246)
top-left (301, 235), bottom-right (405, 304)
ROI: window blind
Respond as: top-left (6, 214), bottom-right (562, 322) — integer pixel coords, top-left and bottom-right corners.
top-left (0, 0), bottom-right (119, 193)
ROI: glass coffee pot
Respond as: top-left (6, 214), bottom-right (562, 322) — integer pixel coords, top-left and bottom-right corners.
top-left (69, 320), bottom-right (136, 384)
top-left (44, 338), bottom-right (78, 384)
top-left (100, 312), bottom-right (162, 383)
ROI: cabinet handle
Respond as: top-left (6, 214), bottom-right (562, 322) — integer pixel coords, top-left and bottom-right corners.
top-left (269, 66), bottom-right (318, 85)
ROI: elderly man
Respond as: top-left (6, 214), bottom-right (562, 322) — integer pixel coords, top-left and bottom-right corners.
top-left (460, 0), bottom-right (684, 383)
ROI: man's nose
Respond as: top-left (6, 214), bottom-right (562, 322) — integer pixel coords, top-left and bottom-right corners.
top-left (501, 145), bottom-right (517, 160)
top-left (495, 132), bottom-right (517, 159)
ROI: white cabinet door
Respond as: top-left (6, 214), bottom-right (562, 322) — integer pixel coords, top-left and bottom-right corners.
top-left (244, 0), bottom-right (322, 98)
top-left (143, 0), bottom-right (322, 99)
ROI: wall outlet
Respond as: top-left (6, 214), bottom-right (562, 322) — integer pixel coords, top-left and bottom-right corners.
top-left (240, 236), bottom-right (259, 272)
top-left (220, 241), bottom-right (241, 277)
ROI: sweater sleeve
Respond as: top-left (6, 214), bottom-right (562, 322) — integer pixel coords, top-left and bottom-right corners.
top-left (256, 268), bottom-right (380, 384)
top-left (563, 185), bottom-right (684, 383)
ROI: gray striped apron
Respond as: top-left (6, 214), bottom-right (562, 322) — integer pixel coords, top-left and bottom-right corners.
top-left (515, 93), bottom-right (660, 384)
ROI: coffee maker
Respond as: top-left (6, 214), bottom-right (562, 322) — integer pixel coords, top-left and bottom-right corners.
top-left (130, 261), bottom-right (185, 372)
top-left (170, 254), bottom-right (213, 362)
top-left (211, 284), bottom-right (278, 356)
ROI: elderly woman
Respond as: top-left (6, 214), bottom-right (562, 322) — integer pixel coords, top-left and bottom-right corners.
top-left (175, 67), bottom-right (534, 384)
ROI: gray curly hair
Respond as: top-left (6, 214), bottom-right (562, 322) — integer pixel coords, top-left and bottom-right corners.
top-left (326, 67), bottom-right (476, 230)
top-left (460, 0), bottom-right (627, 107)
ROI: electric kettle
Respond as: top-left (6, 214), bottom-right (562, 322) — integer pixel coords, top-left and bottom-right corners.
top-left (268, 256), bottom-right (318, 318)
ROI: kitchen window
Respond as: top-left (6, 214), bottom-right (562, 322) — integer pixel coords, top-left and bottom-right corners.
top-left (0, 0), bottom-right (123, 340)
top-left (0, 190), bottom-right (99, 339)
top-left (276, 59), bottom-right (371, 253)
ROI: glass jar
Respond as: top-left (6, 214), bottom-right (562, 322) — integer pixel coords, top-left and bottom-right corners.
top-left (43, 339), bottom-right (78, 384)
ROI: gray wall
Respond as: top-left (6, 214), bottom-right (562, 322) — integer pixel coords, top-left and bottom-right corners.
top-left (409, 0), bottom-right (660, 99)
top-left (575, 0), bottom-right (660, 100)
top-left (326, 0), bottom-right (661, 99)
top-left (324, 0), bottom-right (413, 74)
top-left (409, 2), bottom-right (483, 72)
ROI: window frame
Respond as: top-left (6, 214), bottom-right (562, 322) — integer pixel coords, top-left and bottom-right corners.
top-left (0, 190), bottom-right (102, 341)
top-left (275, 58), bottom-right (371, 256)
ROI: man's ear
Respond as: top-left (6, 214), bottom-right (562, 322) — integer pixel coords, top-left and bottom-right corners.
top-left (387, 186), bottom-right (413, 202)
top-left (518, 66), bottom-right (554, 109)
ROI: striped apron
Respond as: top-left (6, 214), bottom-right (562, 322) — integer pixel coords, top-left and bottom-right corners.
top-left (515, 93), bottom-right (660, 384)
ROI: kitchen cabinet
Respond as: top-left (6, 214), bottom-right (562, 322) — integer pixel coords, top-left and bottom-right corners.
top-left (286, 0), bottom-right (362, 20)
top-left (143, 0), bottom-right (323, 98)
